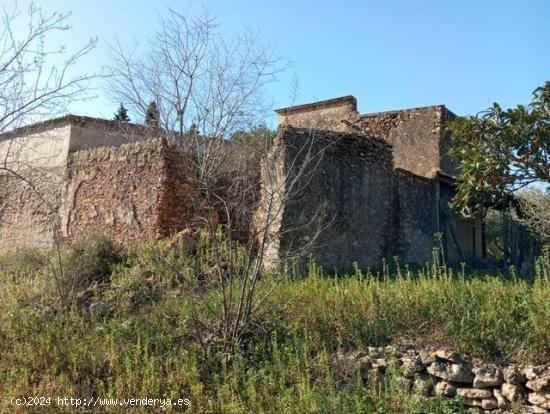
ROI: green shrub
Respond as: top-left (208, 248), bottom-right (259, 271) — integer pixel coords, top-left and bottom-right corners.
top-left (63, 235), bottom-right (125, 290)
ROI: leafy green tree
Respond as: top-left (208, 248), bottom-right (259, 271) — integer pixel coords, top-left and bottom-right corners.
top-left (448, 82), bottom-right (549, 218)
top-left (113, 103), bottom-right (130, 122)
top-left (144, 101), bottom-right (160, 126)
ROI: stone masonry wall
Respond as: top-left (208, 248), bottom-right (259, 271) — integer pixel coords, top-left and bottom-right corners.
top-left (336, 345), bottom-right (550, 412)
top-left (64, 138), bottom-right (257, 245)
top-left (276, 96), bottom-right (358, 132)
top-left (393, 169), bottom-right (439, 263)
top-left (359, 106), bottom-right (447, 179)
top-left (63, 140), bottom-right (167, 244)
top-left (0, 168), bottom-right (64, 250)
top-left (261, 126), bottom-right (395, 271)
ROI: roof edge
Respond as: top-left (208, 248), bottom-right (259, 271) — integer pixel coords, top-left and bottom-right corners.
top-left (359, 104), bottom-right (448, 118)
top-left (275, 95), bottom-right (357, 115)
top-left (0, 114), bottom-right (164, 141)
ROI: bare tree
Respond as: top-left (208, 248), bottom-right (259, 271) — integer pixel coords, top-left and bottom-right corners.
top-left (106, 10), bottom-right (356, 355)
top-left (0, 2), bottom-right (97, 133)
top-left (154, 119), bottom-right (354, 359)
top-left (0, 1), bottom-right (99, 304)
top-left (0, 1), bottom-right (98, 177)
top-left (106, 8), bottom-right (283, 138)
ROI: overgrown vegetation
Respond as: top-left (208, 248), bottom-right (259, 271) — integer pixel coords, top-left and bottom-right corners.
top-left (0, 235), bottom-right (549, 412)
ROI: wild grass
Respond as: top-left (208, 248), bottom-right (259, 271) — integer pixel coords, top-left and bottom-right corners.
top-left (0, 237), bottom-right (548, 412)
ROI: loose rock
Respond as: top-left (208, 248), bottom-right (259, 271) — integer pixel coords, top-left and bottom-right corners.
top-left (456, 387), bottom-right (493, 399)
top-left (427, 361), bottom-right (474, 383)
top-left (435, 381), bottom-right (456, 397)
top-left (473, 366), bottom-right (504, 388)
top-left (481, 398), bottom-right (498, 410)
top-left (462, 397), bottom-right (483, 407)
top-left (493, 389), bottom-right (508, 409)
top-left (414, 374), bottom-right (434, 396)
top-left (402, 356), bottom-right (425, 378)
top-left (503, 366), bottom-right (527, 384)
top-left (528, 393), bottom-right (550, 410)
top-left (525, 366), bottom-right (547, 380)
top-left (501, 383), bottom-right (523, 402)
top-left (527, 375), bottom-right (550, 393)
top-left (419, 349), bottom-right (436, 365)
top-left (434, 349), bottom-right (464, 363)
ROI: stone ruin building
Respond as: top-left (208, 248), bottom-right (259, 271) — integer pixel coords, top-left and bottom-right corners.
top-left (0, 96), bottom-right (507, 271)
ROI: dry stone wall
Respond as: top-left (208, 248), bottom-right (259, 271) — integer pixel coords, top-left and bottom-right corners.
top-left (336, 345), bottom-right (550, 413)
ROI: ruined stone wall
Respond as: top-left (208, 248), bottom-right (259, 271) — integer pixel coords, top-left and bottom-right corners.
top-left (68, 119), bottom-right (156, 153)
top-left (63, 137), bottom-right (259, 245)
top-left (63, 140), bottom-right (167, 244)
top-left (359, 106), bottom-right (446, 179)
top-left (0, 168), bottom-right (64, 250)
top-left (439, 107), bottom-right (459, 177)
top-left (261, 127), bottom-right (395, 271)
top-left (276, 96), bottom-right (358, 132)
top-left (393, 169), bottom-right (439, 263)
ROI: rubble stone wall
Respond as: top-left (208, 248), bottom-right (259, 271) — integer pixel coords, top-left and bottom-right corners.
top-left (0, 168), bottom-right (64, 250)
top-left (337, 345), bottom-right (550, 412)
top-left (393, 169), bottom-right (439, 263)
top-left (261, 127), bottom-right (395, 271)
top-left (63, 139), bottom-right (167, 244)
top-left (276, 96), bottom-right (359, 132)
top-left (359, 106), bottom-right (446, 179)
top-left (64, 138), bottom-right (257, 245)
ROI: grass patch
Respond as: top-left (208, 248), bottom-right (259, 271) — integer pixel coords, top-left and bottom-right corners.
top-left (0, 237), bottom-right (548, 412)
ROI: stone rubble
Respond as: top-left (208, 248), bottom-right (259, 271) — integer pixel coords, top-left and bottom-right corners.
top-left (335, 345), bottom-right (550, 413)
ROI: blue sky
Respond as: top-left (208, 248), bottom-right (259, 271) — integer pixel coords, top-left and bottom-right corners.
top-left (33, 0), bottom-right (550, 122)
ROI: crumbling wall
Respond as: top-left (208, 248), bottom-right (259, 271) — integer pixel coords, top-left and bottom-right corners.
top-left (0, 124), bottom-right (71, 169)
top-left (68, 119), bottom-right (156, 152)
top-left (359, 106), bottom-right (446, 179)
top-left (439, 107), bottom-right (458, 177)
top-left (276, 96), bottom-right (358, 132)
top-left (261, 127), bottom-right (394, 271)
top-left (393, 169), bottom-right (439, 263)
top-left (63, 137), bottom-right (259, 245)
top-left (0, 168), bottom-right (64, 250)
top-left (63, 140), bottom-right (167, 244)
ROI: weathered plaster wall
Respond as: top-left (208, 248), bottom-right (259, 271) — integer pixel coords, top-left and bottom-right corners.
top-left (68, 120), bottom-right (155, 153)
top-left (0, 125), bottom-right (71, 169)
